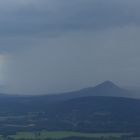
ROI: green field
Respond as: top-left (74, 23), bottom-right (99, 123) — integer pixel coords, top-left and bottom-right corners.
top-left (10, 131), bottom-right (132, 139)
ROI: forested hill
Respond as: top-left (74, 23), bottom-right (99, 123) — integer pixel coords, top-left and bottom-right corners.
top-left (0, 82), bottom-right (139, 134)
top-left (0, 96), bottom-right (140, 133)
top-left (45, 96), bottom-right (140, 133)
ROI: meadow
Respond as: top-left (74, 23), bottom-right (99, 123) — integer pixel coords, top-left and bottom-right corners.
top-left (9, 131), bottom-right (131, 140)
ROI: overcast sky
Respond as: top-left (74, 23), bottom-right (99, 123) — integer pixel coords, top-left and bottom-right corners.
top-left (0, 0), bottom-right (140, 94)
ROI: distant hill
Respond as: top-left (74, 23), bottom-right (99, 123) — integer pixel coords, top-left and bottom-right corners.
top-left (0, 81), bottom-right (137, 101)
top-left (0, 81), bottom-right (137, 111)
top-left (68, 81), bottom-right (131, 97)
top-left (0, 82), bottom-right (139, 133)
top-left (0, 81), bottom-right (136, 109)
top-left (33, 81), bottom-right (134, 102)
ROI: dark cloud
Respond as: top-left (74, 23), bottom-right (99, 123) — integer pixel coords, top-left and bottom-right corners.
top-left (1, 0), bottom-right (140, 94)
top-left (0, 0), bottom-right (140, 38)
top-left (0, 0), bottom-right (139, 53)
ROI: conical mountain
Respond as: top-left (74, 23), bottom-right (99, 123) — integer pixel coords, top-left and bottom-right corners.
top-left (32, 81), bottom-right (133, 102)
top-left (53, 81), bottom-right (132, 100)
top-left (85, 80), bottom-right (128, 97)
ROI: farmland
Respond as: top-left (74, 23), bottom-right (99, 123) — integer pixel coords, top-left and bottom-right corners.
top-left (0, 131), bottom-right (132, 140)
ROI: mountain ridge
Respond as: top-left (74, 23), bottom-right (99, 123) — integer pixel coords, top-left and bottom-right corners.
top-left (0, 81), bottom-right (137, 101)
top-left (43, 80), bottom-right (133, 101)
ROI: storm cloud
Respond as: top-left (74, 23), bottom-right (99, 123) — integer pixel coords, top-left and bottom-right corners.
top-left (1, 0), bottom-right (140, 94)
top-left (0, 0), bottom-right (140, 39)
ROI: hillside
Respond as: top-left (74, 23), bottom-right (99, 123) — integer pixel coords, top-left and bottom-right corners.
top-left (45, 96), bottom-right (140, 133)
top-left (0, 82), bottom-right (139, 134)
top-left (0, 96), bottom-right (140, 134)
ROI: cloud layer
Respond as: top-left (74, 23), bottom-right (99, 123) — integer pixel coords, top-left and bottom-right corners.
top-left (1, 0), bottom-right (140, 94)
top-left (0, 0), bottom-right (140, 39)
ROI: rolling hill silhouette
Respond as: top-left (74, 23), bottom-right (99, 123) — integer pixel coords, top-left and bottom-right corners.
top-left (43, 81), bottom-right (132, 101)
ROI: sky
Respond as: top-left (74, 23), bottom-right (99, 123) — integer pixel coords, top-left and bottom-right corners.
top-left (0, 0), bottom-right (140, 94)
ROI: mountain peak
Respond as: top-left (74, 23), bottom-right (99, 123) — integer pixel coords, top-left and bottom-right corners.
top-left (99, 81), bottom-right (117, 87)
top-left (95, 81), bottom-right (120, 89)
top-left (80, 81), bottom-right (121, 93)
top-left (93, 81), bottom-right (122, 93)
top-left (51, 81), bottom-right (132, 101)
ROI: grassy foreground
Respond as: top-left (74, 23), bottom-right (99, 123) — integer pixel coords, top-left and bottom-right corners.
top-left (10, 131), bottom-right (131, 139)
